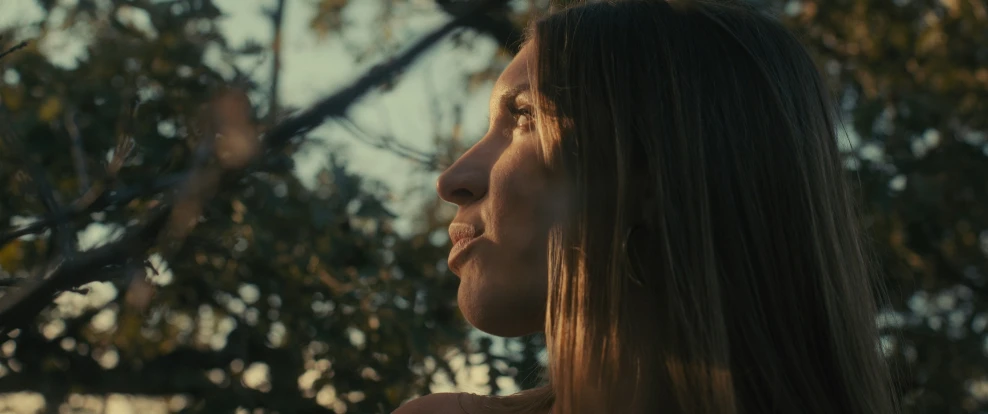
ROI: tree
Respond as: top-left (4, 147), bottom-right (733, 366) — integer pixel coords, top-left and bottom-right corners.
top-left (0, 0), bottom-right (509, 412)
top-left (779, 1), bottom-right (988, 412)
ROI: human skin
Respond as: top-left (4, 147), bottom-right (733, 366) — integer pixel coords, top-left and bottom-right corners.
top-left (436, 44), bottom-right (564, 338)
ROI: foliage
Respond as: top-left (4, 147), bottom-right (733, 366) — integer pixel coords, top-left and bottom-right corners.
top-left (780, 0), bottom-right (988, 412)
top-left (0, 0), bottom-right (489, 412)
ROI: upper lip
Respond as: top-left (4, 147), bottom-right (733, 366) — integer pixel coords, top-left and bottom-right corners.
top-left (449, 222), bottom-right (482, 245)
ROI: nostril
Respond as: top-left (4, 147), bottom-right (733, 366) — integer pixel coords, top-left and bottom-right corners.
top-left (450, 188), bottom-right (473, 202)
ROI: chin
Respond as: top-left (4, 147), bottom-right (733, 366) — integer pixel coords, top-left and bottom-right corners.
top-left (456, 271), bottom-right (545, 337)
top-left (452, 242), bottom-right (548, 337)
top-left (458, 294), bottom-right (544, 337)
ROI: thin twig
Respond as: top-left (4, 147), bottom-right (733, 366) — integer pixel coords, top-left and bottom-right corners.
top-left (0, 108), bottom-right (75, 257)
top-left (109, 97), bottom-right (139, 178)
top-left (266, 0), bottom-right (287, 124)
top-left (0, 41), bottom-right (27, 61)
top-left (258, 0), bottom-right (505, 156)
top-left (64, 107), bottom-right (91, 193)
top-left (0, 151), bottom-right (294, 247)
top-left (339, 117), bottom-right (437, 167)
top-left (0, 279), bottom-right (23, 287)
top-left (0, 173), bottom-right (187, 248)
top-left (0, 206), bottom-right (171, 333)
top-left (48, 98), bottom-right (140, 224)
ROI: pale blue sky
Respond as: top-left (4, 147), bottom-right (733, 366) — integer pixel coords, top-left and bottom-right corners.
top-left (211, 0), bottom-right (503, 235)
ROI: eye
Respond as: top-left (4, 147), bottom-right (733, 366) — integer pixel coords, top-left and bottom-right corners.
top-left (508, 104), bottom-right (533, 130)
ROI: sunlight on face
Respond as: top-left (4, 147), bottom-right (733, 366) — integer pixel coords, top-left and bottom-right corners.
top-left (436, 44), bottom-right (562, 337)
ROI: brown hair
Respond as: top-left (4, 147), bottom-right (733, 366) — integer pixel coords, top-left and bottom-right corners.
top-left (479, 1), bottom-right (899, 413)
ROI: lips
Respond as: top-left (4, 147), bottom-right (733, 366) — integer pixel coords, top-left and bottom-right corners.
top-left (448, 223), bottom-right (478, 245)
top-left (448, 223), bottom-right (482, 274)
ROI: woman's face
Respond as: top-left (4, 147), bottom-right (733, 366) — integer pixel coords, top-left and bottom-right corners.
top-left (436, 44), bottom-right (563, 337)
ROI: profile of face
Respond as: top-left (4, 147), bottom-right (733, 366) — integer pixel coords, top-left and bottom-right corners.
top-left (436, 44), bottom-right (563, 338)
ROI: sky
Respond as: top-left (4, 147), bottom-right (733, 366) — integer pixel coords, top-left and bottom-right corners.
top-left (209, 0), bottom-right (502, 235)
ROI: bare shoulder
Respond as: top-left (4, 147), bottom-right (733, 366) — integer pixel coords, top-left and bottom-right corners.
top-left (392, 392), bottom-right (475, 414)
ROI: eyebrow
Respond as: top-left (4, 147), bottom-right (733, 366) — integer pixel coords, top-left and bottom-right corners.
top-left (498, 84), bottom-right (531, 110)
top-left (487, 84), bottom-right (532, 126)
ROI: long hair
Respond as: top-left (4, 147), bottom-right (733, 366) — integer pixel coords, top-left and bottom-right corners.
top-left (479, 1), bottom-right (900, 413)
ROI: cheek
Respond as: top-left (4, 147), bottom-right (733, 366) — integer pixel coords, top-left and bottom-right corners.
top-left (486, 151), bottom-right (556, 249)
top-left (459, 144), bottom-right (553, 336)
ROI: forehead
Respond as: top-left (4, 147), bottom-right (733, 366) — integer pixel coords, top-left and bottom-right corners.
top-left (490, 44), bottom-right (535, 105)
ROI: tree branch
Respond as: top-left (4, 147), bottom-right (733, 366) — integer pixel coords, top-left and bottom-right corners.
top-left (339, 117), bottom-right (437, 168)
top-left (0, 172), bottom-right (186, 248)
top-left (266, 0), bottom-right (287, 124)
top-left (63, 108), bottom-right (91, 194)
top-left (437, 0), bottom-right (523, 54)
top-left (0, 41), bottom-right (27, 61)
top-left (0, 108), bottom-right (75, 258)
top-left (258, 0), bottom-right (506, 156)
top-left (0, 206), bottom-right (171, 334)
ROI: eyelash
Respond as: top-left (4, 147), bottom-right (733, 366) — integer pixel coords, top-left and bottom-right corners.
top-left (508, 105), bottom-right (533, 127)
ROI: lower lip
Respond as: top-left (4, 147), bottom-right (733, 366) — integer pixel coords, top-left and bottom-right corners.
top-left (448, 237), bottom-right (480, 274)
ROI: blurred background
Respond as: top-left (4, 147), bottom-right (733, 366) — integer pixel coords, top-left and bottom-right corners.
top-left (0, 0), bottom-right (985, 412)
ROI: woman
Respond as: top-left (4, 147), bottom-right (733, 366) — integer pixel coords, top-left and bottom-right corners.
top-left (398, 0), bottom-right (900, 413)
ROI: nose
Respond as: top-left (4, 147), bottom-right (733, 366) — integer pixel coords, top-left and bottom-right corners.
top-left (436, 147), bottom-right (489, 207)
